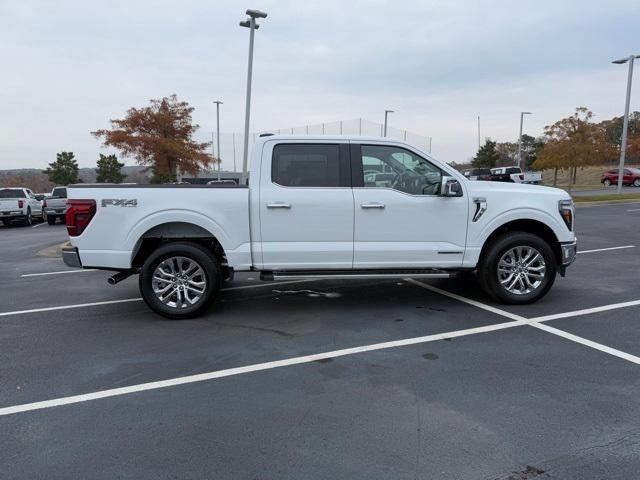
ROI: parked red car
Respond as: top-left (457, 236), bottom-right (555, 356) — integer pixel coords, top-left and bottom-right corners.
top-left (601, 168), bottom-right (640, 187)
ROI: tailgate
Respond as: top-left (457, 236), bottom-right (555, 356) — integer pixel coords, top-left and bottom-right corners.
top-left (0, 200), bottom-right (18, 211)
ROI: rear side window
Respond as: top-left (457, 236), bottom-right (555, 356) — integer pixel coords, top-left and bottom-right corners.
top-left (0, 189), bottom-right (25, 198)
top-left (272, 144), bottom-right (341, 187)
top-left (52, 187), bottom-right (67, 198)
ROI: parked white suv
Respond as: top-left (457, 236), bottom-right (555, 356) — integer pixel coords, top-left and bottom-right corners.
top-left (0, 187), bottom-right (44, 226)
top-left (62, 136), bottom-right (576, 319)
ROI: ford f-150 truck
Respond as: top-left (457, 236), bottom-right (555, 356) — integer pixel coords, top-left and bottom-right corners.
top-left (0, 187), bottom-right (44, 226)
top-left (62, 136), bottom-right (577, 319)
top-left (43, 186), bottom-right (68, 225)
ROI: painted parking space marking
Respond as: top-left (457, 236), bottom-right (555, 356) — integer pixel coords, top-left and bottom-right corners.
top-left (577, 245), bottom-right (635, 254)
top-left (1, 278), bottom-right (639, 417)
top-left (0, 318), bottom-right (527, 417)
top-left (530, 299), bottom-right (640, 323)
top-left (0, 280), bottom-right (317, 317)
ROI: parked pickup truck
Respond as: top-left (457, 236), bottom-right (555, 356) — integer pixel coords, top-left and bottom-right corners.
top-left (43, 186), bottom-right (68, 225)
top-left (490, 167), bottom-right (542, 184)
top-left (63, 136), bottom-right (577, 319)
top-left (0, 187), bottom-right (44, 226)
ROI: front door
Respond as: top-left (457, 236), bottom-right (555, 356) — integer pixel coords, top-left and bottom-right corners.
top-left (258, 141), bottom-right (354, 270)
top-left (352, 143), bottom-right (468, 269)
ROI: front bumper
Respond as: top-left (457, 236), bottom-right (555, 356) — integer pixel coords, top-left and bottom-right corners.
top-left (559, 239), bottom-right (577, 275)
top-left (62, 244), bottom-right (82, 268)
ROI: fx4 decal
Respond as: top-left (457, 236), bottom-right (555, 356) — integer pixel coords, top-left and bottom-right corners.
top-left (101, 199), bottom-right (138, 208)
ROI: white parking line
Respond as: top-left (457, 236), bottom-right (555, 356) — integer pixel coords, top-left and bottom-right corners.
top-left (0, 280), bottom-right (317, 317)
top-left (408, 279), bottom-right (640, 365)
top-left (1, 278), bottom-right (639, 416)
top-left (0, 318), bottom-right (526, 417)
top-left (21, 269), bottom-right (98, 277)
top-left (627, 208), bottom-right (640, 212)
top-left (577, 245), bottom-right (635, 254)
top-left (31, 222), bottom-right (46, 228)
top-left (531, 299), bottom-right (640, 323)
top-left (0, 298), bottom-right (143, 318)
top-left (529, 322), bottom-right (640, 365)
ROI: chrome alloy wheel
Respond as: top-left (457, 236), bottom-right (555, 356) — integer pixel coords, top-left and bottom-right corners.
top-left (152, 256), bottom-right (207, 309)
top-left (497, 246), bottom-right (546, 295)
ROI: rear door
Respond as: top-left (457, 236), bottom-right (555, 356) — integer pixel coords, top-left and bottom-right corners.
top-left (258, 141), bottom-right (354, 270)
top-left (351, 143), bottom-right (468, 269)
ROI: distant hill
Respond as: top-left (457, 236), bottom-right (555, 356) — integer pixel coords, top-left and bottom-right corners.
top-left (0, 166), bottom-right (150, 191)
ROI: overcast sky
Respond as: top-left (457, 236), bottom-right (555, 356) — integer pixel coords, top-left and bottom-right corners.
top-left (1, 0), bottom-right (639, 171)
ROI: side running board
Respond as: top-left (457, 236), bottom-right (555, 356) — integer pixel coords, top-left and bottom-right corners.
top-left (260, 269), bottom-right (457, 281)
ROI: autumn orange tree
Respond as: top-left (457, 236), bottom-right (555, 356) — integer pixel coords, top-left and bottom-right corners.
top-left (92, 95), bottom-right (213, 183)
top-left (534, 107), bottom-right (616, 189)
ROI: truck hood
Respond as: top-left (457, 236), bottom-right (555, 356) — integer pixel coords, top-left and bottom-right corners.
top-left (464, 180), bottom-right (572, 201)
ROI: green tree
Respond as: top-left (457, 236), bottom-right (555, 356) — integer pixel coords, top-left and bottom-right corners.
top-left (472, 139), bottom-right (500, 168)
top-left (96, 154), bottom-right (126, 183)
top-left (43, 151), bottom-right (79, 185)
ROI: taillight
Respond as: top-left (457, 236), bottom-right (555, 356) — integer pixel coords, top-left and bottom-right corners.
top-left (18, 200), bottom-right (24, 208)
top-left (66, 199), bottom-right (96, 236)
top-left (43, 199), bottom-right (47, 208)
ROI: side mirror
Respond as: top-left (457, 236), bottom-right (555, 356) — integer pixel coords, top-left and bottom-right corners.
top-left (441, 176), bottom-right (463, 197)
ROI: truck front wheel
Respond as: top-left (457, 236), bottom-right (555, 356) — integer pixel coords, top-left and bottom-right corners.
top-left (477, 232), bottom-right (556, 305)
top-left (139, 242), bottom-right (221, 319)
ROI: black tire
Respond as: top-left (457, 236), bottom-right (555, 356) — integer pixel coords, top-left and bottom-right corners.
top-left (477, 232), bottom-right (556, 305)
top-left (1, 219), bottom-right (10, 226)
top-left (603, 179), bottom-right (612, 187)
top-left (23, 208), bottom-right (32, 226)
top-left (47, 215), bottom-right (56, 225)
top-left (139, 242), bottom-right (221, 319)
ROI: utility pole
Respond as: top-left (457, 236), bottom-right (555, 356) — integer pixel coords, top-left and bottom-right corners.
top-left (477, 116), bottom-right (481, 149)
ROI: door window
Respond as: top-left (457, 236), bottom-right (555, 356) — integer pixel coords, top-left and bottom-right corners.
top-left (360, 145), bottom-right (442, 195)
top-left (272, 144), bottom-right (342, 187)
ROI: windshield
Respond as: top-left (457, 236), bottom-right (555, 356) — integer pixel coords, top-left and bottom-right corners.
top-left (628, 168), bottom-right (640, 175)
top-left (52, 187), bottom-right (67, 198)
top-left (0, 189), bottom-right (25, 198)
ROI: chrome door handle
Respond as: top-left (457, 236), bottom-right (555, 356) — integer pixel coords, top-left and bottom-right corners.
top-left (266, 202), bottom-right (291, 209)
top-left (361, 203), bottom-right (385, 209)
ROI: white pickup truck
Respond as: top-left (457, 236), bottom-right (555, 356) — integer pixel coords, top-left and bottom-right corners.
top-left (0, 187), bottom-right (44, 226)
top-left (63, 136), bottom-right (577, 319)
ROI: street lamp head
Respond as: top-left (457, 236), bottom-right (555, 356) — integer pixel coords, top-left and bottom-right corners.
top-left (522, 111), bottom-right (532, 115)
top-left (385, 109), bottom-right (394, 114)
top-left (239, 20), bottom-right (260, 28)
top-left (246, 9), bottom-right (267, 19)
top-left (213, 100), bottom-right (223, 105)
top-left (612, 55), bottom-right (640, 64)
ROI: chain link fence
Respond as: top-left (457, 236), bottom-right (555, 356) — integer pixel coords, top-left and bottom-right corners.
top-left (194, 118), bottom-right (432, 174)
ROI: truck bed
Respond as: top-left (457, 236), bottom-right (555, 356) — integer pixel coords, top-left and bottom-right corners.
top-left (67, 184), bottom-right (251, 270)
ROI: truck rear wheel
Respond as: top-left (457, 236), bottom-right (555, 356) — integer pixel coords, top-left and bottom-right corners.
top-left (477, 232), bottom-right (556, 305)
top-left (139, 242), bottom-right (221, 319)
top-left (47, 215), bottom-right (56, 225)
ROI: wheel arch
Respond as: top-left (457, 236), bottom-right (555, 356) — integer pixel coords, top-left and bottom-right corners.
top-left (130, 221), bottom-right (228, 276)
top-left (479, 218), bottom-right (562, 266)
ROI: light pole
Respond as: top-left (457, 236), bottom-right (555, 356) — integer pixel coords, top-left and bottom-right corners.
top-left (213, 100), bottom-right (223, 181)
top-left (517, 111), bottom-right (532, 170)
top-left (612, 54), bottom-right (640, 193)
top-left (240, 9), bottom-right (267, 185)
top-left (477, 116), bottom-right (481, 149)
top-left (383, 110), bottom-right (394, 137)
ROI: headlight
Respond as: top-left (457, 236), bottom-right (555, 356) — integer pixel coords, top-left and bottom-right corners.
top-left (558, 199), bottom-right (574, 231)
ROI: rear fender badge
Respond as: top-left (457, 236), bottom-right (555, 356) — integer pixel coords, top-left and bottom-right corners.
top-left (101, 199), bottom-right (137, 208)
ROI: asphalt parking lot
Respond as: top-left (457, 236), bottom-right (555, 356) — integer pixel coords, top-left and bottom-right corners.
top-left (1, 202), bottom-right (639, 480)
